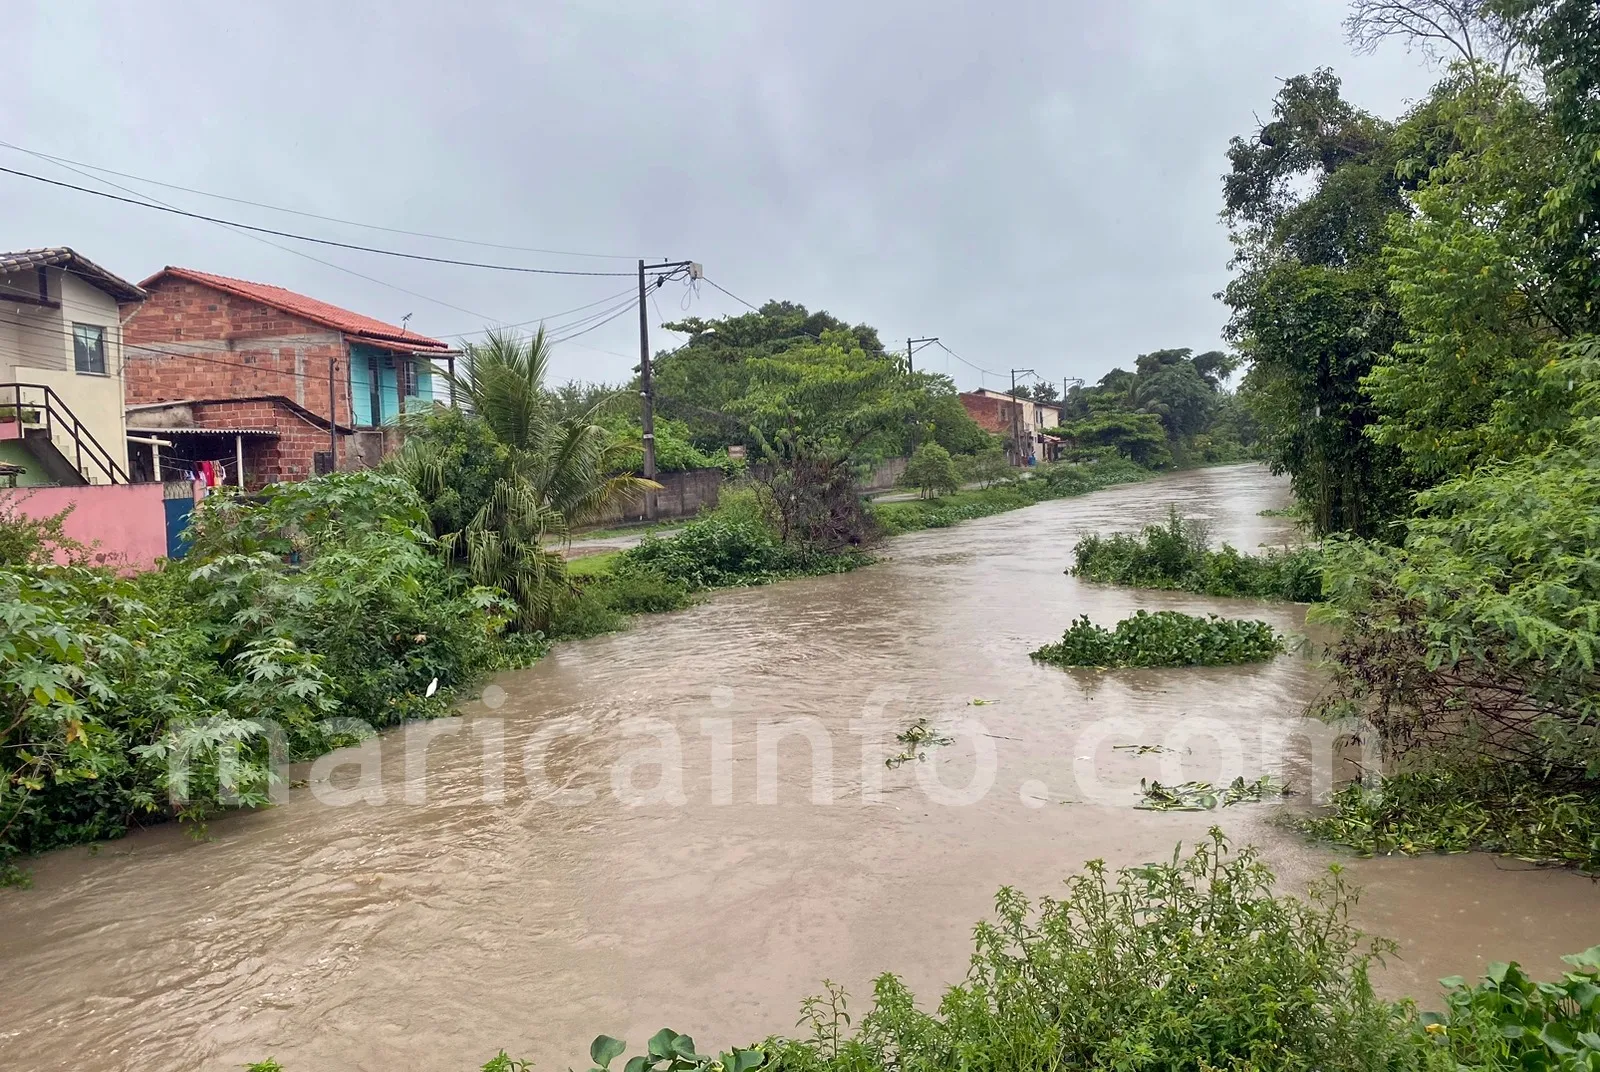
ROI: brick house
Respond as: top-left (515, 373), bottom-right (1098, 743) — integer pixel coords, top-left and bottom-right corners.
top-left (121, 267), bottom-right (455, 487)
top-left (959, 388), bottom-right (1061, 464)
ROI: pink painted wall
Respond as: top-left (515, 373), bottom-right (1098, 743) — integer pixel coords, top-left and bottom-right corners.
top-left (1, 483), bottom-right (170, 571)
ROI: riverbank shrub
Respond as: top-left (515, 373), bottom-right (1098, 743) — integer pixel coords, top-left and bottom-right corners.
top-left (0, 472), bottom-right (526, 880)
top-left (872, 456), bottom-right (1147, 535)
top-left (1032, 609), bottom-right (1284, 668)
top-left (1425, 947), bottom-right (1600, 1072)
top-left (0, 498), bottom-right (85, 566)
top-left (546, 567), bottom-right (694, 639)
top-left (478, 832), bottom-right (1432, 1072)
top-left (1313, 441), bottom-right (1600, 780)
top-left (1072, 506), bottom-right (1323, 601)
top-left (622, 515), bottom-right (870, 591)
top-left (1293, 762), bottom-right (1600, 871)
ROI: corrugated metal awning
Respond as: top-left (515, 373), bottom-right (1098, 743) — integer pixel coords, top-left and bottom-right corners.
top-left (126, 426), bottom-right (280, 437)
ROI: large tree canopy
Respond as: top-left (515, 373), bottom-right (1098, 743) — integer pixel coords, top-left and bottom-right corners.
top-left (648, 300), bottom-right (991, 463)
top-left (1222, 69), bottom-right (1414, 536)
top-left (1058, 348), bottom-right (1250, 468)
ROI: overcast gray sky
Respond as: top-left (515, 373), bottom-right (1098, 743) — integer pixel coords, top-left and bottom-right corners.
top-left (11, 1), bottom-right (1438, 391)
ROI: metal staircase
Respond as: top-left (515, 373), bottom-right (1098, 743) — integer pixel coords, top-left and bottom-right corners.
top-left (0, 382), bottom-right (129, 485)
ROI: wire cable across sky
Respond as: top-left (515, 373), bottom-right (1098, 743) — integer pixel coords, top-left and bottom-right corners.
top-left (0, 141), bottom-right (637, 262)
top-left (0, 166), bottom-right (636, 277)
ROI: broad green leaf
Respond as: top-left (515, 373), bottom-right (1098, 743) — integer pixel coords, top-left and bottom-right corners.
top-left (590, 1035), bottom-right (626, 1069)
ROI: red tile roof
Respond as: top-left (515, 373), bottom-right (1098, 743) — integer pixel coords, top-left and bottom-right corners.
top-left (141, 266), bottom-right (453, 353)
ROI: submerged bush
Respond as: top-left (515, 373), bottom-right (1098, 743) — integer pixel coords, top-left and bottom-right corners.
top-left (623, 517), bottom-right (790, 588)
top-left (621, 515), bottom-right (868, 591)
top-left (1295, 761), bottom-right (1600, 871)
top-left (546, 567), bottom-right (693, 639)
top-left (1032, 609), bottom-right (1284, 668)
top-left (1072, 506), bottom-right (1323, 601)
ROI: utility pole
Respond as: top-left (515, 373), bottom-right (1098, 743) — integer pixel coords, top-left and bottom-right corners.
top-left (906, 336), bottom-right (937, 374)
top-left (328, 357), bottom-right (338, 473)
top-left (638, 258), bottom-right (702, 519)
top-left (1010, 368), bottom-right (1036, 467)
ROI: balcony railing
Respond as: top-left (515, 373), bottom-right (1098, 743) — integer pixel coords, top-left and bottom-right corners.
top-left (0, 381), bottom-right (130, 484)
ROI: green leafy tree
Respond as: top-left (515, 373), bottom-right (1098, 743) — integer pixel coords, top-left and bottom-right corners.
top-left (1494, 0), bottom-right (1600, 332)
top-left (1057, 351), bottom-right (1242, 466)
top-left (1366, 69), bottom-right (1574, 481)
top-left (903, 442), bottom-right (960, 499)
top-left (962, 446), bottom-right (1012, 488)
top-left (654, 301), bottom-right (988, 460)
top-left (653, 300), bottom-right (886, 450)
top-left (1222, 68), bottom-right (1415, 535)
top-left (1060, 410), bottom-right (1172, 469)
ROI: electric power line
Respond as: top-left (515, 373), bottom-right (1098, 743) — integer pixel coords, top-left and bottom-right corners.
top-left (549, 296), bottom-right (641, 343)
top-left (934, 340), bottom-right (1001, 379)
top-left (0, 166), bottom-right (636, 277)
top-left (436, 285), bottom-right (636, 341)
top-left (17, 151), bottom-right (503, 325)
top-left (0, 141), bottom-right (636, 262)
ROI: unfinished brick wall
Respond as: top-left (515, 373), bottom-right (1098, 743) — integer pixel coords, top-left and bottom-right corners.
top-left (177, 399), bottom-right (348, 487)
top-left (122, 278), bottom-right (353, 426)
top-left (959, 392), bottom-right (1017, 434)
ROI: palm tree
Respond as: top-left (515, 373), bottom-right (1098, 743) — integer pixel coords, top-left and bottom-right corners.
top-left (393, 326), bottom-right (656, 628)
top-left (450, 326), bottom-right (653, 521)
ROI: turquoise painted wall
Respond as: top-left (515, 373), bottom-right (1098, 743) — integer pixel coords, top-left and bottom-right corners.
top-left (351, 350), bottom-right (374, 426)
top-left (350, 346), bottom-right (436, 426)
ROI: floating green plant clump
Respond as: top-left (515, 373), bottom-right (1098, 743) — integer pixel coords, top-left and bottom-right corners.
top-left (885, 717), bottom-right (954, 768)
top-left (1138, 775), bottom-right (1290, 811)
top-left (1031, 610), bottom-right (1284, 669)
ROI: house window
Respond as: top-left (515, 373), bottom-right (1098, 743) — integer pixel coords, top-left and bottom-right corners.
top-left (73, 324), bottom-right (106, 375)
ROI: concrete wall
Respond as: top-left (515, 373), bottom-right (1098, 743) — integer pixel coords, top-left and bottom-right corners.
top-left (588, 467), bottom-right (724, 525)
top-left (0, 482), bottom-right (169, 571)
top-left (0, 438), bottom-right (50, 486)
top-left (0, 266), bottom-right (131, 476)
top-left (860, 456), bottom-right (909, 492)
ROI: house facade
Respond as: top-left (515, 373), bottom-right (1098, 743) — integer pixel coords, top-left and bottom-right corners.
top-left (121, 267), bottom-right (454, 488)
top-left (959, 388), bottom-right (1061, 464)
top-left (0, 248), bottom-right (146, 485)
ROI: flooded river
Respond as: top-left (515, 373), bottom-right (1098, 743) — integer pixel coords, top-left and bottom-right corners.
top-left (2, 463), bottom-right (1596, 1071)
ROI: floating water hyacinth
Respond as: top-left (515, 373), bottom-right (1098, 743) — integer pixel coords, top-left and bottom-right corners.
top-left (1137, 775), bottom-right (1290, 811)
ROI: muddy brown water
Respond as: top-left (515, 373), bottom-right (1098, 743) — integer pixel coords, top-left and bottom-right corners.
top-left (2, 463), bottom-right (1596, 1071)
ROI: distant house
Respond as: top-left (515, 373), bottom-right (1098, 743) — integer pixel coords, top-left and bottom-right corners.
top-left (121, 267), bottom-right (456, 487)
top-left (0, 247), bottom-right (146, 485)
top-left (959, 388), bottom-right (1061, 464)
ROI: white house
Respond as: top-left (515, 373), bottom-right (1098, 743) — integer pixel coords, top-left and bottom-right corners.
top-left (0, 248), bottom-right (146, 484)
